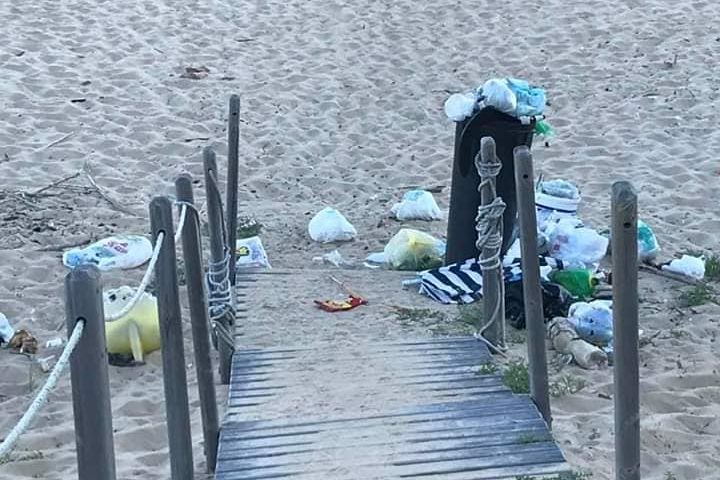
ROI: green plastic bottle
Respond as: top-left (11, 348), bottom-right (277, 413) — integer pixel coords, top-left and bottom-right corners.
top-left (549, 269), bottom-right (598, 299)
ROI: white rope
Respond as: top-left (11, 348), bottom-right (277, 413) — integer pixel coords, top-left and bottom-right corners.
top-left (105, 205), bottom-right (187, 322)
top-left (206, 250), bottom-right (236, 351)
top-left (0, 320), bottom-right (85, 460)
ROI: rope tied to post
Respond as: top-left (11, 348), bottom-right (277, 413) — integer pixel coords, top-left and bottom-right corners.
top-left (472, 144), bottom-right (508, 356)
top-left (0, 320), bottom-right (86, 460)
top-left (204, 170), bottom-right (237, 352)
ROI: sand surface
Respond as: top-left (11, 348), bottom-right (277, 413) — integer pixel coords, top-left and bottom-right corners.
top-left (1, 0), bottom-right (719, 478)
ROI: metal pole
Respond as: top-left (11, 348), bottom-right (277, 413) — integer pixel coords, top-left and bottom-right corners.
top-left (226, 94), bottom-right (241, 286)
top-left (611, 181), bottom-right (640, 480)
top-left (175, 174), bottom-right (220, 473)
top-left (478, 137), bottom-right (505, 348)
top-left (204, 147), bottom-right (234, 384)
top-left (149, 196), bottom-right (194, 480)
top-left (513, 146), bottom-right (551, 427)
top-left (65, 265), bottom-right (117, 480)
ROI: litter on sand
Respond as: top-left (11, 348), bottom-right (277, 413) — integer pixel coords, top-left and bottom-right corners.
top-left (308, 207), bottom-right (357, 243)
top-left (103, 286), bottom-right (160, 365)
top-left (313, 249), bottom-right (351, 268)
top-left (384, 228), bottom-right (446, 271)
top-left (0, 313), bottom-right (14, 345)
top-left (235, 236), bottom-right (271, 269)
top-left (314, 276), bottom-right (367, 312)
top-left (63, 235), bottom-right (153, 271)
top-left (391, 190), bottom-right (442, 221)
top-left (662, 254), bottom-right (705, 280)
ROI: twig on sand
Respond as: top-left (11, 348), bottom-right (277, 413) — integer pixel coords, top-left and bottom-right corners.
top-left (39, 131), bottom-right (75, 151)
top-left (184, 137), bottom-right (210, 142)
top-left (639, 263), bottom-right (701, 287)
top-left (28, 171), bottom-right (82, 196)
top-left (83, 162), bottom-right (138, 216)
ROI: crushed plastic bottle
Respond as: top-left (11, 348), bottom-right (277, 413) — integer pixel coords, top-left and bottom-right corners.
top-left (567, 300), bottom-right (613, 347)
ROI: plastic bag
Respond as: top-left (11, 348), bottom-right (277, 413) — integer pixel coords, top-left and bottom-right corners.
top-left (0, 313), bottom-right (14, 344)
top-left (637, 220), bottom-right (660, 262)
top-left (545, 217), bottom-right (609, 269)
top-left (662, 255), bottom-right (705, 280)
top-left (312, 249), bottom-right (351, 268)
top-left (481, 79), bottom-right (517, 114)
top-left (391, 190), bottom-right (442, 221)
top-left (506, 78), bottom-right (547, 117)
top-left (235, 236), bottom-right (271, 269)
top-left (384, 228), bottom-right (445, 271)
top-left (63, 235), bottom-right (153, 271)
top-left (444, 92), bottom-right (477, 122)
top-left (567, 300), bottom-right (613, 346)
top-left (308, 207), bottom-right (357, 243)
top-left (505, 281), bottom-right (574, 329)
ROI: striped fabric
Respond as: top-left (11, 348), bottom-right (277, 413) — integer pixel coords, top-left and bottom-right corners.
top-left (419, 251), bottom-right (563, 305)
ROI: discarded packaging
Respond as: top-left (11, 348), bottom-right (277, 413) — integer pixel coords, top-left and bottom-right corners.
top-left (103, 286), bottom-right (161, 364)
top-left (545, 217), bottom-right (609, 269)
top-left (662, 254), bottom-right (704, 280)
top-left (567, 300), bottom-right (613, 346)
top-left (308, 207), bottom-right (357, 243)
top-left (384, 228), bottom-right (446, 271)
top-left (608, 219), bottom-right (660, 262)
top-left (391, 190), bottom-right (442, 221)
top-left (0, 313), bottom-right (15, 345)
top-left (235, 236), bottom-right (271, 269)
top-left (63, 235), bottom-right (153, 271)
top-left (548, 317), bottom-right (608, 369)
top-left (45, 338), bottom-right (65, 349)
top-left (8, 330), bottom-right (38, 354)
top-left (37, 355), bottom-right (55, 373)
top-left (313, 250), bottom-right (350, 268)
top-left (506, 281), bottom-right (575, 329)
top-left (315, 276), bottom-right (367, 312)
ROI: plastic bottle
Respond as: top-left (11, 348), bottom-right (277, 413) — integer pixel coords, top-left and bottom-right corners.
top-left (549, 269), bottom-right (598, 299)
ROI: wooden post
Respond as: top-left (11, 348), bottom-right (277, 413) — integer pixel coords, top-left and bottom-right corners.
top-left (478, 137), bottom-right (505, 348)
top-left (176, 175), bottom-right (220, 473)
top-left (204, 147), bottom-right (234, 384)
top-left (149, 196), bottom-right (194, 480)
top-left (513, 146), bottom-right (551, 427)
top-left (226, 94), bottom-right (241, 286)
top-left (611, 181), bottom-right (640, 480)
top-left (65, 265), bottom-right (117, 480)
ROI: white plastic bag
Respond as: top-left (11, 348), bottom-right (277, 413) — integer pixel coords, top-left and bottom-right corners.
top-left (308, 207), bottom-right (357, 243)
top-left (545, 217), bottom-right (609, 269)
top-left (384, 228), bottom-right (446, 271)
top-left (391, 190), bottom-right (442, 221)
top-left (0, 313), bottom-right (14, 344)
top-left (63, 235), bottom-right (153, 271)
top-left (235, 236), bottom-right (271, 269)
top-left (535, 179), bottom-right (581, 230)
top-left (662, 255), bottom-right (705, 280)
top-left (444, 92), bottom-right (477, 122)
top-left (481, 79), bottom-right (517, 114)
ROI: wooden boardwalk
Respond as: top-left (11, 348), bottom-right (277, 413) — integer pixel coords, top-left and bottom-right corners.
top-left (215, 333), bottom-right (569, 479)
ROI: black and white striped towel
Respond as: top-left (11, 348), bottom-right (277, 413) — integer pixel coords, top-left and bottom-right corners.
top-left (419, 254), bottom-right (563, 305)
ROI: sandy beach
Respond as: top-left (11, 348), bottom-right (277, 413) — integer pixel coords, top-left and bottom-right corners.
top-left (1, 0), bottom-right (719, 478)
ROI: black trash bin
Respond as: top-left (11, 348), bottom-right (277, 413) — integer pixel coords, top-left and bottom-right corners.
top-left (445, 107), bottom-right (535, 265)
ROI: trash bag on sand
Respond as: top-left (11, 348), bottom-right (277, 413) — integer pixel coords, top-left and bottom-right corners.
top-left (545, 217), bottom-right (608, 269)
top-left (308, 207), bottom-right (357, 243)
top-left (391, 190), bottom-right (442, 221)
top-left (63, 235), bottom-right (153, 271)
top-left (384, 229), bottom-right (445, 271)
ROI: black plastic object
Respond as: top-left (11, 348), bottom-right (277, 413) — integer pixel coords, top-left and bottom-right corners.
top-left (445, 107), bottom-right (535, 264)
top-left (505, 281), bottom-right (574, 330)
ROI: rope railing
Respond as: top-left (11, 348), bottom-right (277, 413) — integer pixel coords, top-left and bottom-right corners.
top-left (105, 204), bottom-right (187, 322)
top-left (0, 320), bottom-right (86, 460)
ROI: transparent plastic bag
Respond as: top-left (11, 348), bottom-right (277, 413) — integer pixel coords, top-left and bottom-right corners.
top-left (308, 207), bottom-right (357, 243)
top-left (444, 92), bottom-right (477, 122)
top-left (384, 228), bottom-right (446, 271)
top-left (545, 217), bottom-right (608, 269)
top-left (391, 190), bottom-right (442, 221)
top-left (568, 300), bottom-right (613, 346)
top-left (235, 236), bottom-right (271, 269)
